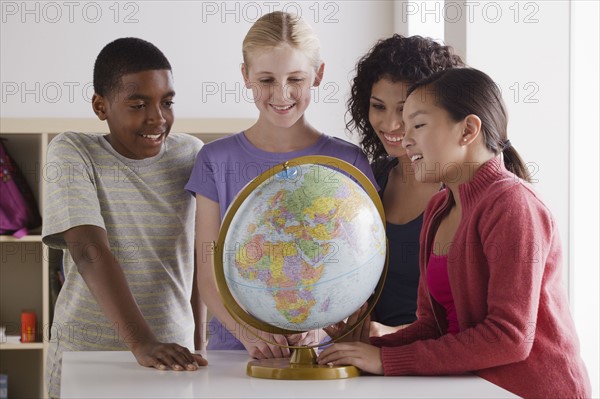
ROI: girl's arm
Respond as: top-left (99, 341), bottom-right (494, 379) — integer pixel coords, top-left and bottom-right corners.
top-left (378, 187), bottom-right (552, 375)
top-left (369, 322), bottom-right (411, 337)
top-left (191, 275), bottom-right (207, 352)
top-left (195, 195), bottom-right (291, 358)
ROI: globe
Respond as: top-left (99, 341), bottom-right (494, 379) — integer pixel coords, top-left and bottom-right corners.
top-left (214, 155), bottom-right (388, 379)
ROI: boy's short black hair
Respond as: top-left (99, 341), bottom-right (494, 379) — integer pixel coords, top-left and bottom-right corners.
top-left (93, 37), bottom-right (172, 97)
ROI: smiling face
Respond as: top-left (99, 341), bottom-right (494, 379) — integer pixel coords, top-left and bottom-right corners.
top-left (368, 78), bottom-right (411, 159)
top-left (242, 44), bottom-right (323, 129)
top-left (402, 87), bottom-right (466, 183)
top-left (92, 69), bottom-right (175, 160)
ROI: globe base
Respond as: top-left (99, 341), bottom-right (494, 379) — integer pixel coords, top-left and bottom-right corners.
top-left (246, 348), bottom-right (360, 380)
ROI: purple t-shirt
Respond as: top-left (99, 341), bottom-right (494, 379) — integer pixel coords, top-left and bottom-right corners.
top-left (185, 132), bottom-right (379, 350)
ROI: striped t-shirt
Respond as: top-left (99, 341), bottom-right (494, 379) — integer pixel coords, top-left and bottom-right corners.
top-left (42, 131), bottom-right (203, 397)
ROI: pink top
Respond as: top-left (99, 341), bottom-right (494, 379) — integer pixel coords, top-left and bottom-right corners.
top-left (426, 252), bottom-right (459, 334)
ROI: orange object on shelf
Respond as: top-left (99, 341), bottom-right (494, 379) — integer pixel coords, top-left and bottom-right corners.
top-left (20, 311), bottom-right (36, 343)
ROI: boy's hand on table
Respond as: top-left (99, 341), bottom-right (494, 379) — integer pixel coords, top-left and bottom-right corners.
top-left (131, 340), bottom-right (208, 371)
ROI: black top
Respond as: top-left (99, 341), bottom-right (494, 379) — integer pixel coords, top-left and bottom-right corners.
top-left (371, 157), bottom-right (421, 326)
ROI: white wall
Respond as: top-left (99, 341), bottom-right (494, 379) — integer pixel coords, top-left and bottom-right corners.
top-left (0, 0), bottom-right (392, 140)
top-left (464, 3), bottom-right (571, 283)
top-left (1, 0), bottom-right (598, 395)
top-left (571, 1), bottom-right (600, 395)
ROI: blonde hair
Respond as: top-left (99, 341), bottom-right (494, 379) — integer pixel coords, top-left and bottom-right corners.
top-left (242, 11), bottom-right (321, 70)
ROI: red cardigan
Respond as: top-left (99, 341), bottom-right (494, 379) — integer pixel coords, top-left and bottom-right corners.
top-left (371, 156), bottom-right (591, 399)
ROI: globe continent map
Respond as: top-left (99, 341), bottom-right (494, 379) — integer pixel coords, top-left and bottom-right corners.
top-left (222, 162), bottom-right (386, 332)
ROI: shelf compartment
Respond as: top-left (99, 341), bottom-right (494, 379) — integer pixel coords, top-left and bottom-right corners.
top-left (0, 242), bottom-right (44, 342)
top-left (0, 349), bottom-right (44, 398)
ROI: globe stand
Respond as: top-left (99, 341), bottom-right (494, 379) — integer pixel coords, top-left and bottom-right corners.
top-left (247, 347), bottom-right (359, 380)
top-left (213, 156), bottom-right (388, 381)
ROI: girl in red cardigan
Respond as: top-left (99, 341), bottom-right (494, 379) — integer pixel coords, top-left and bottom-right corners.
top-left (318, 68), bottom-right (591, 399)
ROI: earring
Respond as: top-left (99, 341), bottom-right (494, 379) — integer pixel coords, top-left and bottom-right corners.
top-left (463, 138), bottom-right (467, 142)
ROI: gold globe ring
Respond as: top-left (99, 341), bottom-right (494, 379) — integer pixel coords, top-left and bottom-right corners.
top-left (213, 155), bottom-right (389, 379)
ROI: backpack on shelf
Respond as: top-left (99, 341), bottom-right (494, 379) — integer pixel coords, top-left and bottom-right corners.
top-left (0, 138), bottom-right (42, 238)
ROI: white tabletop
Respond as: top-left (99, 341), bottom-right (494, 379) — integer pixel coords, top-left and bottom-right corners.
top-left (61, 350), bottom-right (518, 398)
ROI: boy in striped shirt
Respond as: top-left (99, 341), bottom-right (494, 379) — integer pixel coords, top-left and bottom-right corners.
top-left (42, 37), bottom-right (207, 398)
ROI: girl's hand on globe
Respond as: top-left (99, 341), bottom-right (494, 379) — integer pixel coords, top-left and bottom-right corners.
top-left (285, 332), bottom-right (306, 346)
top-left (323, 303), bottom-right (370, 343)
top-left (286, 328), bottom-right (328, 347)
top-left (316, 342), bottom-right (383, 375)
top-left (370, 321), bottom-right (410, 337)
top-left (240, 329), bottom-right (291, 359)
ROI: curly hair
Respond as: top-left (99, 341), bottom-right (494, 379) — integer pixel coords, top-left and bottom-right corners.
top-left (346, 34), bottom-right (464, 160)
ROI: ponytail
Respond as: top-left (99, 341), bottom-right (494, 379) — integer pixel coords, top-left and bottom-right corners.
top-left (502, 141), bottom-right (531, 182)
